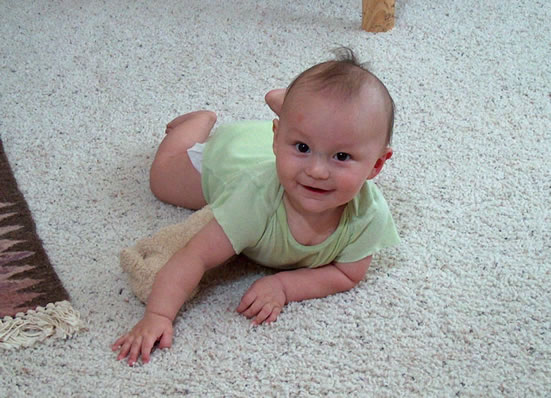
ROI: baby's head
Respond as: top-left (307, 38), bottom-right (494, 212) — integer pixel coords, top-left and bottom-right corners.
top-left (272, 49), bottom-right (395, 214)
top-left (281, 48), bottom-right (395, 149)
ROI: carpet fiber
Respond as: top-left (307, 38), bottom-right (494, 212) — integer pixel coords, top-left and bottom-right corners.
top-left (0, 0), bottom-right (549, 396)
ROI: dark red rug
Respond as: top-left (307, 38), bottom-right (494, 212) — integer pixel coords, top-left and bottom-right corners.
top-left (0, 139), bottom-right (83, 349)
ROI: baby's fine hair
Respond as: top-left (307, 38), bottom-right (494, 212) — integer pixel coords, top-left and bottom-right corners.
top-left (285, 47), bottom-right (395, 145)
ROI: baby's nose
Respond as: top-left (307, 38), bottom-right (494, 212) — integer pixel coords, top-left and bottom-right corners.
top-left (306, 156), bottom-right (329, 180)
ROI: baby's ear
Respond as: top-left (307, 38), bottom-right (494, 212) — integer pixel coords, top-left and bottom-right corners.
top-left (272, 118), bottom-right (279, 135)
top-left (367, 148), bottom-right (393, 180)
top-left (272, 118), bottom-right (280, 155)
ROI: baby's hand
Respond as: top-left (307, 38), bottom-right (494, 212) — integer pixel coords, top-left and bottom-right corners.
top-left (237, 275), bottom-right (286, 325)
top-left (111, 311), bottom-right (173, 366)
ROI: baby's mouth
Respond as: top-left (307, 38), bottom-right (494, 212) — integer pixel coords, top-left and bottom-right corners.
top-left (302, 185), bottom-right (331, 194)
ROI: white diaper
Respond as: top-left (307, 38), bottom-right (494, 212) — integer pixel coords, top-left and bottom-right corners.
top-left (187, 142), bottom-right (206, 174)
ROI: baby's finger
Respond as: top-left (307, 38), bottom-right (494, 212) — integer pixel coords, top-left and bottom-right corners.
top-left (111, 335), bottom-right (127, 351)
top-left (116, 339), bottom-right (132, 361)
top-left (140, 336), bottom-right (156, 364)
top-left (127, 336), bottom-right (143, 366)
top-left (253, 306), bottom-right (273, 325)
top-left (236, 291), bottom-right (256, 313)
top-left (158, 329), bottom-right (173, 350)
top-left (265, 306), bottom-right (281, 324)
top-left (242, 300), bottom-right (264, 319)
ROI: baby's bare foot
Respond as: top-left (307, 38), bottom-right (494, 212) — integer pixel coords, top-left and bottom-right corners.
top-left (165, 111), bottom-right (216, 134)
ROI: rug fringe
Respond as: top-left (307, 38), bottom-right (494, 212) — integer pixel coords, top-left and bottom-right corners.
top-left (0, 300), bottom-right (85, 350)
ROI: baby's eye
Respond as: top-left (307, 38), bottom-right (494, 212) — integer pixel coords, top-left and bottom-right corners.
top-left (295, 142), bottom-right (310, 153)
top-left (334, 152), bottom-right (351, 161)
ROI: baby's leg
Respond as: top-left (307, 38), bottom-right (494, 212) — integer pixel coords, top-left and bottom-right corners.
top-left (150, 110), bottom-right (216, 209)
top-left (265, 89), bottom-right (286, 116)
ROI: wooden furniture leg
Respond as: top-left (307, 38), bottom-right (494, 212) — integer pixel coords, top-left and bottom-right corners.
top-left (362, 0), bottom-right (395, 32)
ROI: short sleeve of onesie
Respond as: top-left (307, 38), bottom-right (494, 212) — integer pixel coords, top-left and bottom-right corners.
top-left (207, 165), bottom-right (282, 255)
top-left (200, 121), bottom-right (280, 254)
top-left (334, 181), bottom-right (400, 264)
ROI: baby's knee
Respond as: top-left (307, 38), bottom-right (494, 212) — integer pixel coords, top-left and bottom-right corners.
top-left (149, 160), bottom-right (170, 202)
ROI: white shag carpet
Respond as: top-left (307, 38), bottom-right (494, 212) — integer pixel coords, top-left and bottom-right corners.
top-left (1, 0), bottom-right (549, 396)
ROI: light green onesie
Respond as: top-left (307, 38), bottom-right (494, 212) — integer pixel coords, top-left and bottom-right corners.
top-left (201, 120), bottom-right (399, 269)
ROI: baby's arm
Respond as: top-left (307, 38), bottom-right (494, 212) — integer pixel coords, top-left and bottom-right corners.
top-left (112, 219), bottom-right (235, 366)
top-left (237, 256), bottom-right (372, 325)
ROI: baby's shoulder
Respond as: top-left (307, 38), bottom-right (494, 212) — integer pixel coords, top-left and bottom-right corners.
top-left (225, 162), bottom-right (282, 210)
top-left (348, 181), bottom-right (388, 216)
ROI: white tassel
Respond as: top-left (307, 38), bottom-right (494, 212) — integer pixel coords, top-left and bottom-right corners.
top-left (0, 301), bottom-right (85, 349)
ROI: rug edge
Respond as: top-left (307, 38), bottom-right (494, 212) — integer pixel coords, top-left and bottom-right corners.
top-left (0, 300), bottom-right (86, 350)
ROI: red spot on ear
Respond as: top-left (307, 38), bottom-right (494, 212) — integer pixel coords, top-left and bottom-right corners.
top-left (374, 159), bottom-right (383, 169)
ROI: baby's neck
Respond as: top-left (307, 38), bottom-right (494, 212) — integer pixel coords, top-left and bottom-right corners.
top-left (283, 195), bottom-right (345, 246)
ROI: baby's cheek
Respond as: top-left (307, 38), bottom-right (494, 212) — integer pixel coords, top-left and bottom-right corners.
top-left (337, 175), bottom-right (363, 197)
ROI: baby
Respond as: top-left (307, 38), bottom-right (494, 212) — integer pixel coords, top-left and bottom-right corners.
top-left (112, 48), bottom-right (399, 366)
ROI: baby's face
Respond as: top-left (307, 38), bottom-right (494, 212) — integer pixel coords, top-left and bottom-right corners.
top-left (272, 87), bottom-right (391, 216)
